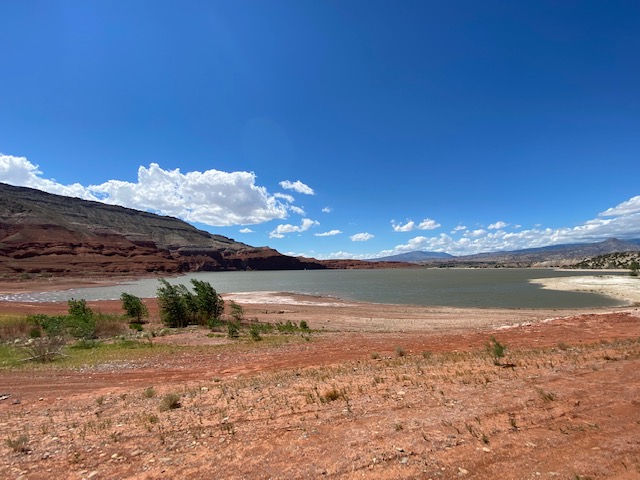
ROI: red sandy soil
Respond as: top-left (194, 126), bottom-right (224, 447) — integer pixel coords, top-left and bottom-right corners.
top-left (1, 288), bottom-right (640, 479)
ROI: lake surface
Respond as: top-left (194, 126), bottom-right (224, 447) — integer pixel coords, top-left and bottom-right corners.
top-left (1, 269), bottom-right (625, 309)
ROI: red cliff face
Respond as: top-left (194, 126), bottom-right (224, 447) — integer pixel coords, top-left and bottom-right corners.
top-left (0, 183), bottom-right (324, 277)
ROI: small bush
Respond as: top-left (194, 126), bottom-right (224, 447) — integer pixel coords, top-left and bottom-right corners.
top-left (120, 293), bottom-right (149, 324)
top-left (395, 346), bottom-right (406, 357)
top-left (299, 320), bottom-right (310, 331)
top-left (208, 316), bottom-right (223, 329)
top-left (249, 324), bottom-right (262, 341)
top-left (159, 393), bottom-right (181, 411)
top-left (6, 434), bottom-right (29, 453)
top-left (143, 387), bottom-right (156, 398)
top-left (130, 323), bottom-right (144, 332)
top-left (322, 388), bottom-right (343, 403)
top-left (68, 298), bottom-right (92, 317)
top-left (275, 320), bottom-right (299, 334)
top-left (486, 336), bottom-right (507, 365)
top-left (22, 336), bottom-right (67, 362)
top-left (227, 322), bottom-right (240, 339)
top-left (371, 352), bottom-right (381, 359)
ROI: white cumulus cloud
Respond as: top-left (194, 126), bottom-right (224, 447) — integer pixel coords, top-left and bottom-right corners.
top-left (350, 232), bottom-right (374, 242)
top-left (279, 180), bottom-right (314, 195)
top-left (239, 228), bottom-right (254, 233)
top-left (322, 207), bottom-right (333, 213)
top-left (0, 153), bottom-right (100, 200)
top-left (599, 196), bottom-right (640, 217)
top-left (0, 153), bottom-right (290, 226)
top-left (392, 220), bottom-right (415, 232)
top-left (488, 221), bottom-right (508, 230)
top-left (417, 218), bottom-right (441, 230)
top-left (269, 218), bottom-right (319, 238)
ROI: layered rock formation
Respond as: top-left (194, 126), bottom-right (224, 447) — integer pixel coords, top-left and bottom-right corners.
top-left (0, 183), bottom-right (324, 276)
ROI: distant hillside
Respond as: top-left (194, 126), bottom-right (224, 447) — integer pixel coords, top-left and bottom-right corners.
top-left (574, 251), bottom-right (640, 270)
top-left (371, 251), bottom-right (453, 263)
top-left (0, 182), bottom-right (325, 276)
top-left (428, 238), bottom-right (640, 267)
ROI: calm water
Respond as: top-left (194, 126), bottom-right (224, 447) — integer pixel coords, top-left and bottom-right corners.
top-left (1, 269), bottom-right (625, 309)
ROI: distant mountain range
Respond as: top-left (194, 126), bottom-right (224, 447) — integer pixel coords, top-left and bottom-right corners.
top-left (371, 238), bottom-right (640, 267)
top-left (370, 251), bottom-right (453, 262)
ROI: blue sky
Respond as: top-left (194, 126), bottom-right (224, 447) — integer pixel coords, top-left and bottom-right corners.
top-left (1, 1), bottom-right (639, 259)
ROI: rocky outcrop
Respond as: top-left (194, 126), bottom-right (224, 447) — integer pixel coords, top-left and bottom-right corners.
top-left (0, 183), bottom-right (324, 276)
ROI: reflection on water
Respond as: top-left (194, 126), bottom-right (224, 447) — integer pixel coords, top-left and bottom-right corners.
top-left (0, 269), bottom-right (624, 309)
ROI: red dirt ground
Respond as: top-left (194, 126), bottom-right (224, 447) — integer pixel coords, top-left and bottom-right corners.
top-left (1, 295), bottom-right (640, 479)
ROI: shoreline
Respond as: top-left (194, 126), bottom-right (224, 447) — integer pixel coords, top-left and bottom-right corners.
top-left (531, 274), bottom-right (640, 306)
top-left (0, 274), bottom-right (637, 333)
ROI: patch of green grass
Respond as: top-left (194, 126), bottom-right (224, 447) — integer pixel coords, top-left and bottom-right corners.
top-left (0, 345), bottom-right (25, 368)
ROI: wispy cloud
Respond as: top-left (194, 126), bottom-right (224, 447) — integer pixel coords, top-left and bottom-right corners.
top-left (279, 180), bottom-right (314, 195)
top-left (350, 232), bottom-right (374, 242)
top-left (322, 207), bottom-right (333, 213)
top-left (239, 228), bottom-right (254, 233)
top-left (0, 153), bottom-right (290, 226)
top-left (288, 205), bottom-right (306, 216)
top-left (315, 229), bottom-right (342, 237)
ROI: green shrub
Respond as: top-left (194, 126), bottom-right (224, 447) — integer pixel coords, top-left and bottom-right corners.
top-left (157, 279), bottom-right (224, 327)
top-left (227, 322), bottom-right (240, 339)
top-left (120, 293), bottom-right (149, 323)
top-left (157, 279), bottom-right (190, 328)
top-left (65, 314), bottom-right (96, 340)
top-left (68, 298), bottom-right (93, 317)
top-left (249, 324), bottom-right (262, 341)
top-left (191, 279), bottom-right (224, 325)
top-left (486, 336), bottom-right (507, 365)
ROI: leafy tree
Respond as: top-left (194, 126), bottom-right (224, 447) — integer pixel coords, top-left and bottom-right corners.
top-left (68, 298), bottom-right (92, 317)
top-left (630, 260), bottom-right (639, 277)
top-left (66, 298), bottom-right (96, 339)
top-left (156, 279), bottom-right (224, 327)
top-left (191, 279), bottom-right (224, 324)
top-left (157, 279), bottom-right (189, 328)
top-left (120, 293), bottom-right (149, 323)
